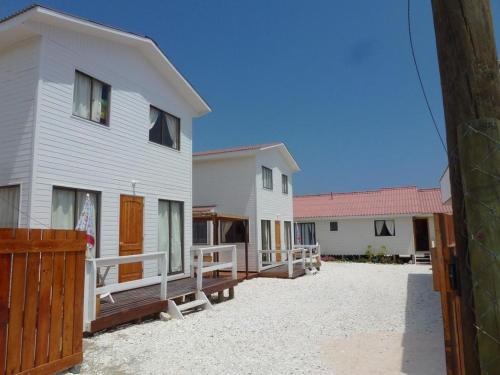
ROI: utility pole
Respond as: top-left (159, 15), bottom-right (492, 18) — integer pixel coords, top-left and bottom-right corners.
top-left (431, 0), bottom-right (500, 374)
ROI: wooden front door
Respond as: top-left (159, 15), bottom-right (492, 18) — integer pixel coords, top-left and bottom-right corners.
top-left (275, 221), bottom-right (282, 262)
top-left (119, 195), bottom-right (144, 282)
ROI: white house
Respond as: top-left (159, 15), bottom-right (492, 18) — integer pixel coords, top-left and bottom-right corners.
top-left (440, 167), bottom-right (452, 205)
top-left (192, 143), bottom-right (300, 272)
top-left (0, 5), bottom-right (210, 282)
top-left (294, 186), bottom-right (451, 258)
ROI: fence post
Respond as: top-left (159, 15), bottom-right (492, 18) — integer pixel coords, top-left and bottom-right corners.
top-left (301, 248), bottom-right (306, 270)
top-left (288, 250), bottom-right (293, 278)
top-left (160, 252), bottom-right (168, 300)
top-left (84, 259), bottom-right (97, 330)
top-left (232, 245), bottom-right (237, 280)
top-left (197, 249), bottom-right (203, 291)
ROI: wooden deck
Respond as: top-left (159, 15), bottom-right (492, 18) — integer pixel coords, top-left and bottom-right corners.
top-left (90, 276), bottom-right (238, 333)
top-left (258, 263), bottom-right (305, 279)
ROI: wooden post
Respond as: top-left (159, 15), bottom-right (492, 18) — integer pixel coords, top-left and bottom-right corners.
top-left (430, 0), bottom-right (500, 373)
top-left (196, 249), bottom-right (203, 291)
top-left (244, 220), bottom-right (249, 279)
top-left (231, 245), bottom-right (237, 281)
top-left (213, 219), bottom-right (219, 278)
top-left (160, 252), bottom-right (168, 300)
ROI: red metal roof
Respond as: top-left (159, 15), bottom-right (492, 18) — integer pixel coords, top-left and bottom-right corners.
top-left (193, 143), bottom-right (282, 157)
top-left (294, 186), bottom-right (451, 218)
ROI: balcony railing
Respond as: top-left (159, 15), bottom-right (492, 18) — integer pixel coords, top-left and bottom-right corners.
top-left (190, 245), bottom-right (238, 290)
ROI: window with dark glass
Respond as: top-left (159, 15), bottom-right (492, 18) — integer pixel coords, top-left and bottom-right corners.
top-left (149, 106), bottom-right (180, 150)
top-left (73, 71), bottom-right (110, 125)
top-left (374, 220), bottom-right (396, 237)
top-left (220, 221), bottom-right (246, 243)
top-left (282, 174), bottom-right (288, 194)
top-left (330, 221), bottom-right (338, 231)
top-left (294, 222), bottom-right (316, 245)
top-left (193, 220), bottom-right (208, 244)
top-left (262, 166), bottom-right (273, 190)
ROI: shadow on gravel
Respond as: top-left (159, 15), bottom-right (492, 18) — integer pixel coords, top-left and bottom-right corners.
top-left (401, 272), bottom-right (446, 375)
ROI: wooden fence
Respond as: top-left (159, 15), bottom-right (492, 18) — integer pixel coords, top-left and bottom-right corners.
top-left (431, 213), bottom-right (465, 375)
top-left (0, 228), bottom-right (86, 375)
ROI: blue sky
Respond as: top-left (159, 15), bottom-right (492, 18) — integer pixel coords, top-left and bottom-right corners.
top-left (2, 1), bottom-right (499, 194)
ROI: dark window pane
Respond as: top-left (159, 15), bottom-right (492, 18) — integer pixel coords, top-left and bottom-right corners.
top-left (149, 112), bottom-right (163, 144)
top-left (221, 221), bottom-right (245, 243)
top-left (330, 222), bottom-right (338, 231)
top-left (193, 221), bottom-right (208, 244)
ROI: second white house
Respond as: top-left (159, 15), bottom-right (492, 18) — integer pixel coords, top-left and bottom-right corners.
top-left (192, 143), bottom-right (300, 272)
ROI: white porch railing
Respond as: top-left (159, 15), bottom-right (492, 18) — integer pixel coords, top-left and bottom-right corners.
top-left (190, 245), bottom-right (238, 290)
top-left (259, 248), bottom-right (307, 278)
top-left (84, 252), bottom-right (168, 332)
top-left (295, 243), bottom-right (321, 270)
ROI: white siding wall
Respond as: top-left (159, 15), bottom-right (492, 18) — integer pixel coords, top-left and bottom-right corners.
top-left (255, 150), bottom-right (295, 267)
top-left (28, 24), bottom-right (195, 281)
top-left (193, 157), bottom-right (257, 271)
top-left (298, 215), bottom-right (436, 256)
top-left (0, 37), bottom-right (40, 227)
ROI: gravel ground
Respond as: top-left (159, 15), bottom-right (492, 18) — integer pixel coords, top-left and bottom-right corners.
top-left (80, 262), bottom-right (445, 374)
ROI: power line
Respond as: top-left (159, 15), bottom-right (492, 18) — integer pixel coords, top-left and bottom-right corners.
top-left (407, 0), bottom-right (448, 154)
top-left (0, 192), bottom-right (50, 229)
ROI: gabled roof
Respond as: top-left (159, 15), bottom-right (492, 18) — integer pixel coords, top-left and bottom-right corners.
top-left (294, 186), bottom-right (451, 219)
top-left (0, 4), bottom-right (211, 116)
top-left (193, 142), bottom-right (300, 172)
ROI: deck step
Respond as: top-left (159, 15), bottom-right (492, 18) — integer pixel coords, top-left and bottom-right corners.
top-left (178, 298), bottom-right (208, 311)
top-left (414, 253), bottom-right (431, 265)
top-left (167, 291), bottom-right (212, 319)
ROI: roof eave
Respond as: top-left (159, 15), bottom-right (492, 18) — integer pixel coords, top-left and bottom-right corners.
top-left (2, 5), bottom-right (211, 116)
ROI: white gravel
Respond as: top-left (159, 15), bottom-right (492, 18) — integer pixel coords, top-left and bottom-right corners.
top-left (80, 262), bottom-right (445, 374)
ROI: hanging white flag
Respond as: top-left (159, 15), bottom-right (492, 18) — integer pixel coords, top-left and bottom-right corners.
top-left (76, 194), bottom-right (96, 258)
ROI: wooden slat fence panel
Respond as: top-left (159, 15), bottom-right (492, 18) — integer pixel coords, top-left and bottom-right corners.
top-left (432, 214), bottom-right (465, 375)
top-left (0, 228), bottom-right (86, 375)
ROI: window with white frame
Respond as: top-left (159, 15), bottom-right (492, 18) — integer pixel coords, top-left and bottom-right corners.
top-left (158, 200), bottom-right (184, 274)
top-left (72, 71), bottom-right (111, 125)
top-left (282, 174), bottom-right (289, 194)
top-left (51, 187), bottom-right (99, 256)
top-left (0, 185), bottom-right (20, 227)
top-left (261, 220), bottom-right (272, 262)
top-left (374, 220), bottom-right (396, 236)
top-left (149, 106), bottom-right (180, 150)
top-left (284, 221), bottom-right (292, 250)
top-left (262, 166), bottom-right (273, 190)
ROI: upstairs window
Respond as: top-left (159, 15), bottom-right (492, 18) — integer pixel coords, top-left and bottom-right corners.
top-left (73, 71), bottom-right (110, 125)
top-left (374, 220), bottom-right (396, 237)
top-left (282, 174), bottom-right (289, 194)
top-left (149, 106), bottom-right (180, 150)
top-left (262, 166), bottom-right (273, 190)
